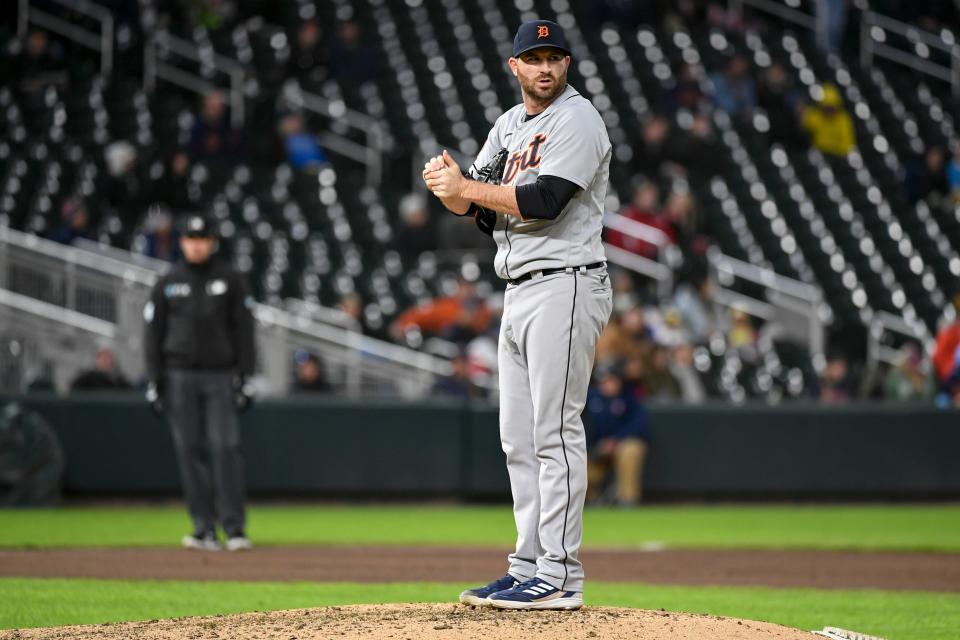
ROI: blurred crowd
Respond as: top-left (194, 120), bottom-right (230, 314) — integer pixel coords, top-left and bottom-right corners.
top-left (7, 0), bottom-right (960, 413)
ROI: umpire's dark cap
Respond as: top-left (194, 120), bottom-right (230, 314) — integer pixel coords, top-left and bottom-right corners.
top-left (181, 214), bottom-right (216, 238)
top-left (513, 20), bottom-right (570, 58)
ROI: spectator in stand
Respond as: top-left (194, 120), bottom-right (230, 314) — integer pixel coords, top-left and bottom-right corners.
top-left (291, 350), bottom-right (330, 393)
top-left (819, 350), bottom-right (856, 403)
top-left (289, 18), bottom-right (328, 87)
top-left (727, 308), bottom-right (759, 363)
top-left (432, 353), bottom-right (487, 400)
top-left (336, 292), bottom-right (366, 333)
top-left (141, 205), bottom-right (181, 262)
top-left (644, 344), bottom-right (682, 400)
top-left (623, 352), bottom-right (649, 398)
top-left (669, 343), bottom-right (706, 404)
top-left (591, 0), bottom-right (660, 28)
top-left (18, 30), bottom-right (67, 94)
top-left (933, 294), bottom-right (960, 406)
top-left (757, 62), bottom-right (804, 146)
top-left (883, 342), bottom-right (933, 401)
top-left (815, 0), bottom-right (848, 56)
top-left (188, 91), bottom-right (241, 168)
top-left (665, 63), bottom-right (706, 115)
top-left (279, 113), bottom-right (328, 173)
top-left (802, 84), bottom-right (855, 157)
top-left (610, 268), bottom-right (641, 311)
top-left (597, 311), bottom-right (631, 364)
top-left (662, 188), bottom-right (698, 248)
top-left (673, 276), bottom-right (714, 344)
top-left (904, 145), bottom-right (948, 204)
top-left (607, 179), bottom-right (670, 260)
top-left (49, 199), bottom-right (94, 246)
top-left (390, 278), bottom-right (492, 345)
top-left (585, 360), bottom-right (650, 505)
top-left (102, 140), bottom-right (141, 220)
top-left (669, 111), bottom-right (722, 176)
top-left (70, 347), bottom-right (132, 392)
top-left (710, 55), bottom-right (755, 118)
top-left (634, 115), bottom-right (678, 178)
top-left (329, 21), bottom-right (374, 85)
top-left (395, 193), bottom-right (436, 265)
top-left (151, 151), bottom-right (192, 213)
top-left (947, 143), bottom-right (960, 203)
top-left (188, 0), bottom-right (236, 31)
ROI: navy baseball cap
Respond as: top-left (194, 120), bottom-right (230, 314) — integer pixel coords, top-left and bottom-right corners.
top-left (513, 20), bottom-right (570, 58)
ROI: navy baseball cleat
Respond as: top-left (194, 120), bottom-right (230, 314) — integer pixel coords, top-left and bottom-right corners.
top-left (488, 577), bottom-right (583, 610)
top-left (458, 574), bottom-right (520, 607)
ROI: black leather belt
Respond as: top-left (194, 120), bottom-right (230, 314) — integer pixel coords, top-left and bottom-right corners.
top-left (507, 262), bottom-right (605, 286)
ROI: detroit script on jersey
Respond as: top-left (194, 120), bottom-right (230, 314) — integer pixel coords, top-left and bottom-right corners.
top-left (468, 84), bottom-right (612, 281)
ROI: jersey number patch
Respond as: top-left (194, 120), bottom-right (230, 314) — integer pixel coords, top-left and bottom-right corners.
top-left (503, 133), bottom-right (546, 185)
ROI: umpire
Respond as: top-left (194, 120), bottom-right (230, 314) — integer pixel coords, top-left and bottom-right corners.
top-left (144, 214), bottom-right (256, 551)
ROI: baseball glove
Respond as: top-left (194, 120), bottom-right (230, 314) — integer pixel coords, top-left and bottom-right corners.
top-left (467, 148), bottom-right (508, 236)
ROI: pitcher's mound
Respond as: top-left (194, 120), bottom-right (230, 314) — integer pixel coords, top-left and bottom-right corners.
top-left (4, 603), bottom-right (818, 639)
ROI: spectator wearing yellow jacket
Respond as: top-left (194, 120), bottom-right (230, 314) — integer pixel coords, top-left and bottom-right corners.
top-left (802, 84), bottom-right (855, 156)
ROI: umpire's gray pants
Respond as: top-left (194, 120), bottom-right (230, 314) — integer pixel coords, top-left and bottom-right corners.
top-left (499, 266), bottom-right (613, 593)
top-left (167, 369), bottom-right (246, 537)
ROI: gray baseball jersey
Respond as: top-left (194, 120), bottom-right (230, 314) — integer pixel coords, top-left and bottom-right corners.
top-left (469, 83), bottom-right (614, 596)
top-left (468, 84), bottom-right (612, 281)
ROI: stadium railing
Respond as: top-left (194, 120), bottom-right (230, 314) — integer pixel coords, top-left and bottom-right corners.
top-left (17, 0), bottom-right (114, 77)
top-left (731, 0), bottom-right (960, 98)
top-left (143, 30), bottom-right (248, 129)
top-left (0, 227), bottom-right (454, 398)
top-left (860, 11), bottom-right (960, 100)
top-left (708, 247), bottom-right (827, 363)
top-left (601, 210), bottom-right (677, 300)
top-left (280, 80), bottom-right (386, 189)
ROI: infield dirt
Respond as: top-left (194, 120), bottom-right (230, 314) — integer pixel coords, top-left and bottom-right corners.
top-left (0, 603), bottom-right (819, 640)
top-left (2, 546), bottom-right (957, 591)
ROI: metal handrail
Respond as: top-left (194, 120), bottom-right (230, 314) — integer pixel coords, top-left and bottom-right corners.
top-left (603, 210), bottom-right (673, 248)
top-left (866, 11), bottom-right (956, 52)
top-left (731, 0), bottom-right (960, 99)
top-left (862, 309), bottom-right (933, 397)
top-left (709, 251), bottom-right (822, 303)
top-left (0, 227), bottom-right (455, 384)
top-left (861, 11), bottom-right (960, 99)
top-left (707, 248), bottom-right (825, 358)
top-left (17, 0), bottom-right (114, 76)
top-left (1, 226), bottom-right (157, 286)
top-left (0, 287), bottom-right (116, 338)
top-left (144, 30), bottom-right (247, 128)
top-left (729, 0), bottom-right (816, 30)
top-left (600, 211), bottom-right (676, 299)
top-left (255, 305), bottom-right (451, 378)
top-left (281, 81), bottom-right (385, 188)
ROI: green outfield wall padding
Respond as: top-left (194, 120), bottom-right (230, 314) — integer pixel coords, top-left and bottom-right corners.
top-left (3, 395), bottom-right (959, 498)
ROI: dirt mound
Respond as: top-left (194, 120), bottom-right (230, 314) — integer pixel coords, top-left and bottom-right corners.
top-left (2, 603), bottom-right (817, 639)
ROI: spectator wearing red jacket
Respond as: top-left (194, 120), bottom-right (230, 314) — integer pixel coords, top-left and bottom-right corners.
top-left (933, 295), bottom-right (960, 405)
top-left (607, 179), bottom-right (675, 260)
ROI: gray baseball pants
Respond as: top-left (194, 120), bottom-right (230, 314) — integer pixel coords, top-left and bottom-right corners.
top-left (166, 369), bottom-right (246, 537)
top-left (498, 265), bottom-right (613, 593)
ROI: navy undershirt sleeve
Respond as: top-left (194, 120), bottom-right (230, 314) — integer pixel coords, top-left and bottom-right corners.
top-left (515, 175), bottom-right (581, 221)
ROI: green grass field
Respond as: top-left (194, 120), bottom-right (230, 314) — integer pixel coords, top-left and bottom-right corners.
top-left (2, 504), bottom-right (958, 638)
top-left (2, 504), bottom-right (959, 551)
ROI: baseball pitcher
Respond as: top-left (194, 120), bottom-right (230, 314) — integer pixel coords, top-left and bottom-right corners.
top-left (423, 19), bottom-right (613, 610)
